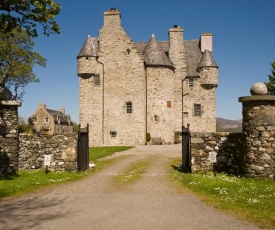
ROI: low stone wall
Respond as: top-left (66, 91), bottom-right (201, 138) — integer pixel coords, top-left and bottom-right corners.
top-left (0, 101), bottom-right (21, 176)
top-left (19, 134), bottom-right (78, 172)
top-left (191, 132), bottom-right (245, 175)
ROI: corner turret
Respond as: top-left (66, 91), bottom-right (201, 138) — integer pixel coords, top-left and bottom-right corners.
top-left (197, 49), bottom-right (218, 88)
top-left (77, 35), bottom-right (99, 78)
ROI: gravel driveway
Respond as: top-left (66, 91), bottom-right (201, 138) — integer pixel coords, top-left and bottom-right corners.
top-left (0, 145), bottom-right (260, 230)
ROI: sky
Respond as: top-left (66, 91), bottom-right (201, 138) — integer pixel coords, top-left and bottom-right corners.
top-left (18, 0), bottom-right (275, 122)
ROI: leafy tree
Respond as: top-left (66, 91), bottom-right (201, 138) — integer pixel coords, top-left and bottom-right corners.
top-left (265, 59), bottom-right (275, 95)
top-left (0, 29), bottom-right (46, 100)
top-left (0, 0), bottom-right (60, 37)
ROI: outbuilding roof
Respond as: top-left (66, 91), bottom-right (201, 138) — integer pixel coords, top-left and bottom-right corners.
top-left (47, 109), bottom-right (72, 125)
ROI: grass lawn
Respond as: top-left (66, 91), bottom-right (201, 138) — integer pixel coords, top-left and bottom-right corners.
top-left (170, 158), bottom-right (275, 229)
top-left (0, 146), bottom-right (133, 200)
top-left (89, 146), bottom-right (133, 161)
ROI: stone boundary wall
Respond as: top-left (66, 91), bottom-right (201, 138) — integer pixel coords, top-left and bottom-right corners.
top-left (191, 132), bottom-right (245, 175)
top-left (0, 101), bottom-right (21, 176)
top-left (19, 134), bottom-right (78, 172)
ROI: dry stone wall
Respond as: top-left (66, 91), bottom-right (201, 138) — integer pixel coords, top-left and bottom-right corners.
top-left (19, 134), bottom-right (78, 172)
top-left (191, 132), bottom-right (244, 175)
top-left (239, 95), bottom-right (275, 180)
top-left (0, 101), bottom-right (21, 176)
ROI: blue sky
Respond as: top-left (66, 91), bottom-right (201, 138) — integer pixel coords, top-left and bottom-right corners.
top-left (19, 0), bottom-right (275, 122)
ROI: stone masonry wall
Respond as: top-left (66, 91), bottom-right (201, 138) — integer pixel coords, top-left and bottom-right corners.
top-left (78, 57), bottom-right (103, 146)
top-left (19, 134), bottom-right (78, 172)
top-left (241, 98), bottom-right (275, 180)
top-left (99, 10), bottom-right (146, 146)
top-left (191, 132), bottom-right (245, 175)
top-left (0, 102), bottom-right (21, 176)
top-left (146, 67), bottom-right (175, 144)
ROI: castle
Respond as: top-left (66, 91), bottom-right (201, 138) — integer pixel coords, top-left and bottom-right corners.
top-left (77, 8), bottom-right (218, 146)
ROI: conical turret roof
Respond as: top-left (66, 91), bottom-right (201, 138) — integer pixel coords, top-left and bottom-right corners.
top-left (197, 49), bottom-right (218, 68)
top-left (77, 35), bottom-right (99, 58)
top-left (142, 35), bottom-right (173, 68)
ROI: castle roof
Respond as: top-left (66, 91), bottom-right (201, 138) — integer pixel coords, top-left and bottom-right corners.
top-left (78, 35), bottom-right (217, 76)
top-left (184, 40), bottom-right (202, 77)
top-left (197, 49), bottom-right (218, 69)
top-left (77, 35), bottom-right (99, 58)
top-left (142, 35), bottom-right (174, 68)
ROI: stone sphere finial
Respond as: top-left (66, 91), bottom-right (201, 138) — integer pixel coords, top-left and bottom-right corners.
top-left (0, 87), bottom-right (12, 100)
top-left (250, 82), bottom-right (268, 95)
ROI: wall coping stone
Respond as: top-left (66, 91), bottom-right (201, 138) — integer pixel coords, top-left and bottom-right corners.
top-left (238, 95), bottom-right (275, 103)
top-left (0, 100), bottom-right (21, 106)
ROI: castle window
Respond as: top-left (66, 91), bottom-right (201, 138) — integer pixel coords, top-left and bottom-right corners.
top-left (45, 117), bottom-right (49, 123)
top-left (154, 114), bottom-right (158, 122)
top-left (194, 104), bottom-right (201, 116)
top-left (126, 101), bottom-right (132, 113)
top-left (110, 131), bottom-right (117, 138)
top-left (167, 101), bottom-right (172, 108)
top-left (32, 117), bottom-right (37, 123)
top-left (183, 112), bottom-right (188, 117)
top-left (94, 75), bottom-right (100, 85)
top-left (189, 78), bottom-right (194, 87)
top-left (85, 57), bottom-right (89, 61)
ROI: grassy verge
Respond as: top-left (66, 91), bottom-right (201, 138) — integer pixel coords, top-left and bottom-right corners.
top-left (0, 146), bottom-right (133, 200)
top-left (89, 146), bottom-right (133, 161)
top-left (170, 158), bottom-right (275, 229)
top-left (114, 161), bottom-right (150, 186)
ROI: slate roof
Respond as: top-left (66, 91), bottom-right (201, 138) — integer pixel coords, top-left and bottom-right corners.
top-left (184, 40), bottom-right (202, 77)
top-left (78, 34), bottom-right (218, 76)
top-left (46, 109), bottom-right (72, 125)
top-left (77, 35), bottom-right (99, 58)
top-left (197, 49), bottom-right (218, 69)
top-left (142, 35), bottom-right (173, 68)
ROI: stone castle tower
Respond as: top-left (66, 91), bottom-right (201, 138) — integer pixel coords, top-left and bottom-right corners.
top-left (77, 8), bottom-right (218, 146)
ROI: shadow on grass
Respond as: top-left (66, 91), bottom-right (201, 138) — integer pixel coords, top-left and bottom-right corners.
top-left (0, 173), bottom-right (20, 181)
top-left (171, 165), bottom-right (192, 173)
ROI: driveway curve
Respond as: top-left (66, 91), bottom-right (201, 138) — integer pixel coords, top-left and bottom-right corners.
top-left (0, 145), bottom-right (260, 230)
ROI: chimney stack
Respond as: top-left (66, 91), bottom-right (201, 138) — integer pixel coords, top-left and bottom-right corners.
top-left (103, 8), bottom-right (121, 27)
top-left (199, 33), bottom-right (213, 52)
top-left (59, 107), bottom-right (65, 114)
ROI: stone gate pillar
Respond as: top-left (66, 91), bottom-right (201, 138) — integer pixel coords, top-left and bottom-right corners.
top-left (0, 88), bottom-right (21, 176)
top-left (239, 82), bottom-right (275, 180)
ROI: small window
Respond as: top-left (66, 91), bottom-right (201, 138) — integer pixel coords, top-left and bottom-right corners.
top-left (45, 117), bottom-right (49, 123)
top-left (32, 117), bottom-right (37, 123)
top-left (85, 57), bottom-right (89, 61)
top-left (154, 114), bottom-right (158, 122)
top-left (94, 75), bottom-right (100, 85)
top-left (110, 131), bottom-right (117, 138)
top-left (183, 112), bottom-right (188, 118)
top-left (194, 104), bottom-right (201, 117)
top-left (126, 101), bottom-right (132, 114)
top-left (189, 78), bottom-right (194, 87)
top-left (167, 101), bottom-right (171, 108)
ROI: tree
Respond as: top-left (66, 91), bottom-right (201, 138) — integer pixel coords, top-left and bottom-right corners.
top-left (0, 0), bottom-right (60, 37)
top-left (0, 29), bottom-right (46, 100)
top-left (265, 59), bottom-right (275, 95)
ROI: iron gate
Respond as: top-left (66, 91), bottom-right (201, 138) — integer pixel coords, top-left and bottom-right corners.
top-left (77, 124), bottom-right (89, 171)
top-left (181, 124), bottom-right (192, 172)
